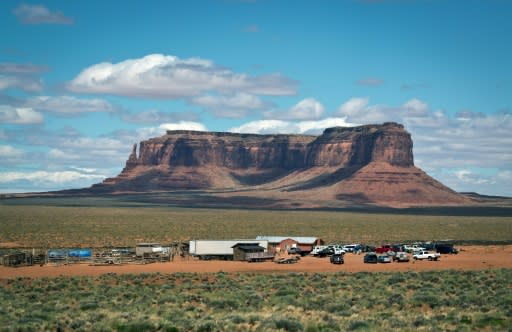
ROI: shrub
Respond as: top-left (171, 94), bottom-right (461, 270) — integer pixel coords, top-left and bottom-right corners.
top-left (274, 317), bottom-right (304, 332)
top-left (113, 321), bottom-right (157, 332)
top-left (347, 320), bottom-right (370, 331)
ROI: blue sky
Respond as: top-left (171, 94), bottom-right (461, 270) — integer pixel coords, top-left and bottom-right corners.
top-left (1, 0), bottom-right (511, 196)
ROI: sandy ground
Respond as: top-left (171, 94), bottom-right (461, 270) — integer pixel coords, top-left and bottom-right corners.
top-left (1, 245), bottom-right (511, 279)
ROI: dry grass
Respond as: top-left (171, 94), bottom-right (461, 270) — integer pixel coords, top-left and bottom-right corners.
top-left (0, 202), bottom-right (511, 248)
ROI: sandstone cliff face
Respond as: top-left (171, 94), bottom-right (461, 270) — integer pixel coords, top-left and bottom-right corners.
top-left (93, 122), bottom-right (471, 207)
top-left (118, 122), bottom-right (411, 170)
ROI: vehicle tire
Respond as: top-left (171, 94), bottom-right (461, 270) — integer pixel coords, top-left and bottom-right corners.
top-left (428, 257), bottom-right (433, 261)
top-left (413, 257), bottom-right (418, 260)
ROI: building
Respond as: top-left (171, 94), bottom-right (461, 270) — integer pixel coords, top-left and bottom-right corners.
top-left (189, 239), bottom-right (269, 260)
top-left (231, 243), bottom-right (266, 261)
top-left (255, 236), bottom-right (324, 254)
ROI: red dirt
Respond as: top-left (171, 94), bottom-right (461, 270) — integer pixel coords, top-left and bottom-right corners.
top-left (1, 245), bottom-right (511, 279)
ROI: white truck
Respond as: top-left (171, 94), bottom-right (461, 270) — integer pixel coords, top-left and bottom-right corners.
top-left (413, 250), bottom-right (440, 261)
top-left (404, 244), bottom-right (426, 253)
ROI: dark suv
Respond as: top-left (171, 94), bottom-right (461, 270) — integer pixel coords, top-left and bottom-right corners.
top-left (363, 252), bottom-right (378, 264)
top-left (436, 245), bottom-right (458, 254)
top-left (330, 254), bottom-right (344, 264)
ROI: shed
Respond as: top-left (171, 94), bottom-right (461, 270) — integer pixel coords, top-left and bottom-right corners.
top-left (1, 251), bottom-right (32, 267)
top-left (255, 236), bottom-right (324, 254)
top-left (231, 243), bottom-right (266, 261)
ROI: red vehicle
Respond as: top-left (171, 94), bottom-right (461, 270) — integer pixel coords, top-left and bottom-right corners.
top-left (375, 245), bottom-right (394, 254)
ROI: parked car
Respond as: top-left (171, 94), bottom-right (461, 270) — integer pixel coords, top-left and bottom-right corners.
top-left (342, 244), bottom-right (361, 253)
top-left (393, 252), bottom-right (410, 262)
top-left (287, 247), bottom-right (302, 255)
top-left (364, 252), bottom-right (378, 264)
top-left (377, 254), bottom-right (392, 263)
top-left (413, 250), bottom-right (441, 261)
top-left (375, 245), bottom-right (394, 254)
top-left (316, 247), bottom-right (335, 257)
top-left (310, 245), bottom-right (328, 256)
top-left (436, 244), bottom-right (458, 254)
top-left (404, 244), bottom-right (426, 253)
top-left (330, 254), bottom-right (344, 264)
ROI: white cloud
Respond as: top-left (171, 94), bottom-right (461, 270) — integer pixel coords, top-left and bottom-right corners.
top-left (0, 74), bottom-right (43, 92)
top-left (264, 98), bottom-right (325, 121)
top-left (0, 145), bottom-right (24, 158)
top-left (68, 54), bottom-right (297, 98)
top-left (191, 92), bottom-right (267, 118)
top-left (335, 97), bottom-right (369, 117)
top-left (402, 98), bottom-right (428, 116)
top-left (13, 4), bottom-right (73, 25)
top-left (292, 99), bottom-right (325, 119)
top-left (0, 105), bottom-right (44, 124)
top-left (160, 121), bottom-right (208, 132)
top-left (229, 117), bottom-right (352, 135)
top-left (137, 122), bottom-right (209, 139)
top-left (25, 96), bottom-right (116, 114)
top-left (0, 171), bottom-right (102, 184)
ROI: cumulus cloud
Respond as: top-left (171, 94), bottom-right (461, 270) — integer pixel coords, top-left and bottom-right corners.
top-left (229, 117), bottom-right (352, 135)
top-left (0, 171), bottom-right (103, 184)
top-left (136, 122), bottom-right (209, 139)
top-left (68, 54), bottom-right (297, 98)
top-left (264, 98), bottom-right (325, 121)
top-left (191, 92), bottom-right (268, 118)
top-left (0, 105), bottom-right (44, 124)
top-left (0, 145), bottom-right (25, 166)
top-left (13, 4), bottom-right (73, 25)
top-left (0, 74), bottom-right (43, 92)
top-left (24, 96), bottom-right (116, 115)
top-left (336, 97), bottom-right (369, 117)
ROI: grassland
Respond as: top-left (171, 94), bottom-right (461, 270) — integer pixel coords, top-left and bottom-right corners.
top-left (1, 197), bottom-right (511, 331)
top-left (1, 199), bottom-right (512, 247)
top-left (1, 269), bottom-right (510, 331)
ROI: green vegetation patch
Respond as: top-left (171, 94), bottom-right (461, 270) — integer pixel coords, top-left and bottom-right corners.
top-left (0, 269), bottom-right (511, 331)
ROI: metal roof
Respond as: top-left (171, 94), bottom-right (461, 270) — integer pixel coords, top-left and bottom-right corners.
top-left (255, 236), bottom-right (320, 244)
top-left (232, 244), bottom-right (266, 251)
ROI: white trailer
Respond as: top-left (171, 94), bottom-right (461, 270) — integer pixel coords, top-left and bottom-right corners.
top-left (189, 240), bottom-right (269, 260)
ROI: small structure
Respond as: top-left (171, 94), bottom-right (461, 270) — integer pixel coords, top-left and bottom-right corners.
top-left (136, 243), bottom-right (163, 257)
top-left (189, 239), bottom-right (269, 260)
top-left (256, 236), bottom-right (324, 254)
top-left (1, 251), bottom-right (32, 267)
top-left (232, 243), bottom-right (274, 262)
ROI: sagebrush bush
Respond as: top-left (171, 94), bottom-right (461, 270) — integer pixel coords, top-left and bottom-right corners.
top-left (1, 269), bottom-right (511, 331)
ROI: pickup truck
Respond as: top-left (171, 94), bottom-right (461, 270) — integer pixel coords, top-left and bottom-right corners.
top-left (404, 244), bottom-right (426, 253)
top-left (413, 251), bottom-right (440, 261)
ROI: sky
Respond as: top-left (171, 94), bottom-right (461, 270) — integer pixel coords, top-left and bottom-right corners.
top-left (0, 0), bottom-right (511, 196)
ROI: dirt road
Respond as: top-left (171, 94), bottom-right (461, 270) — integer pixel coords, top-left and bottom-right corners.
top-left (1, 245), bottom-right (511, 279)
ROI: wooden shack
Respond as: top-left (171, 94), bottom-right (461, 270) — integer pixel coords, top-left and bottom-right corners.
top-left (231, 243), bottom-right (266, 261)
top-left (1, 251), bottom-right (32, 267)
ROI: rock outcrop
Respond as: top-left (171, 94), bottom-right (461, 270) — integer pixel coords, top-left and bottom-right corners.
top-left (91, 122), bottom-right (472, 208)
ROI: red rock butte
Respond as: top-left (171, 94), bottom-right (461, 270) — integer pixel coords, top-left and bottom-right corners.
top-left (91, 122), bottom-right (473, 208)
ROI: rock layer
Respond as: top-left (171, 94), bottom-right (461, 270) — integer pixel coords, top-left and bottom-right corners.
top-left (92, 122), bottom-right (471, 207)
